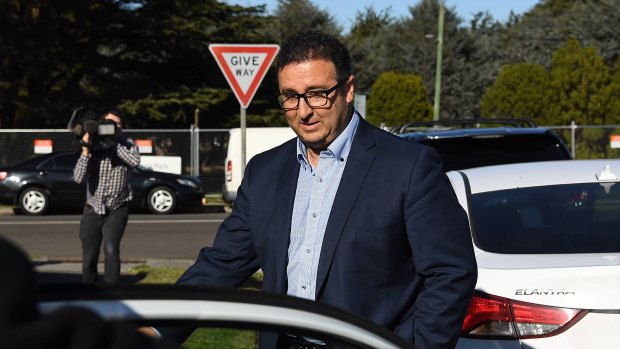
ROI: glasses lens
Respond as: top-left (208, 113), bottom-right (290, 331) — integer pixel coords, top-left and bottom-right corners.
top-left (305, 92), bottom-right (328, 108)
top-left (278, 94), bottom-right (299, 109)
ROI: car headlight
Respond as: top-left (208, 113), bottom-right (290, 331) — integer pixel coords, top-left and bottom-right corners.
top-left (176, 179), bottom-right (198, 188)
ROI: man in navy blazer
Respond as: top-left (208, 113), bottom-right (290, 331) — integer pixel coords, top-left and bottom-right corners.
top-left (171, 30), bottom-right (477, 349)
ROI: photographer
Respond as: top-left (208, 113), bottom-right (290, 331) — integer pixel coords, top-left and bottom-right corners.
top-left (73, 109), bottom-right (140, 284)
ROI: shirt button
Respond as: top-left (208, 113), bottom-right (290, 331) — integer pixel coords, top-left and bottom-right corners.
top-left (306, 249), bottom-right (311, 253)
top-left (318, 178), bottom-right (323, 183)
top-left (301, 285), bottom-right (307, 290)
top-left (312, 213), bottom-right (317, 218)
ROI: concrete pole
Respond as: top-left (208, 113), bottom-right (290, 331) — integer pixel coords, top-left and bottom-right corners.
top-left (433, 4), bottom-right (445, 121)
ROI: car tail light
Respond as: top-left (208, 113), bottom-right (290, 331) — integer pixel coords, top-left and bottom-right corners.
top-left (226, 160), bottom-right (232, 182)
top-left (462, 291), bottom-right (587, 339)
top-left (0, 171), bottom-right (7, 180)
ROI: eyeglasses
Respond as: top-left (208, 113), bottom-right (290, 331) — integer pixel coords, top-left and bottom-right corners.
top-left (277, 79), bottom-right (346, 111)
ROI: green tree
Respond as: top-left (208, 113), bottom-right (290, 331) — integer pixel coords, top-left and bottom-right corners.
top-left (266, 0), bottom-right (341, 43)
top-left (603, 58), bottom-right (620, 125)
top-left (345, 7), bottom-right (394, 94)
top-left (349, 0), bottom-right (488, 119)
top-left (548, 38), bottom-right (610, 125)
top-left (0, 0), bottom-right (275, 129)
top-left (548, 38), bottom-right (612, 158)
top-left (480, 63), bottom-right (552, 122)
top-left (602, 60), bottom-right (620, 159)
top-left (366, 71), bottom-right (432, 127)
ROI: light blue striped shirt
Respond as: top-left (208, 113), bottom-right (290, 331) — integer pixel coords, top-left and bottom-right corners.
top-left (287, 112), bottom-right (360, 300)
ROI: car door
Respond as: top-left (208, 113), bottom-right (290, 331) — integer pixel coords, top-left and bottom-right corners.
top-left (43, 153), bottom-right (85, 207)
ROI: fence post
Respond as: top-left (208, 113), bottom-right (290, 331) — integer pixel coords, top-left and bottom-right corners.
top-left (194, 126), bottom-right (200, 178)
top-left (189, 125), bottom-right (196, 177)
top-left (570, 120), bottom-right (577, 158)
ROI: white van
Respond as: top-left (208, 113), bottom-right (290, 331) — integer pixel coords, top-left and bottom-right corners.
top-left (222, 127), bottom-right (297, 203)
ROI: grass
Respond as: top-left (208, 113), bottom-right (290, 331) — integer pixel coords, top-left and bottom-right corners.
top-left (128, 265), bottom-right (261, 349)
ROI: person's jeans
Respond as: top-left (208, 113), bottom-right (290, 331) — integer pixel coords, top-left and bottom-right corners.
top-left (79, 204), bottom-right (129, 284)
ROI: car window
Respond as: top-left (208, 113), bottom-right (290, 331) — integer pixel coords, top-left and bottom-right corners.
top-left (37, 156), bottom-right (56, 170)
top-left (418, 134), bottom-right (571, 171)
top-left (470, 182), bottom-right (620, 254)
top-left (54, 153), bottom-right (79, 170)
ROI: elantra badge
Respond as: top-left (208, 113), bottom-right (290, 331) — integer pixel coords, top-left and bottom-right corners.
top-left (516, 289), bottom-right (575, 295)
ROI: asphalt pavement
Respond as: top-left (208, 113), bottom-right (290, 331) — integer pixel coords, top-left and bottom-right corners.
top-left (1, 205), bottom-right (195, 284)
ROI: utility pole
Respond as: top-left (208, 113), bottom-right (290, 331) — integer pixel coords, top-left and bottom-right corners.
top-left (433, 4), bottom-right (445, 121)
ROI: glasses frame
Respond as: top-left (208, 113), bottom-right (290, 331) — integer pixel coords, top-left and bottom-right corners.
top-left (277, 78), bottom-right (347, 111)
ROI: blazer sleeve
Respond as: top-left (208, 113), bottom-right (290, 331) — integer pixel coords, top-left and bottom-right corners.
top-left (405, 147), bottom-right (477, 349)
top-left (176, 157), bottom-right (260, 287)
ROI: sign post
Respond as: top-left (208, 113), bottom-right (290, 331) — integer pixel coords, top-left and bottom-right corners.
top-left (209, 44), bottom-right (279, 174)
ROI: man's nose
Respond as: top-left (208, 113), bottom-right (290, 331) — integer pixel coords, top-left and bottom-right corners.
top-left (297, 97), bottom-right (314, 118)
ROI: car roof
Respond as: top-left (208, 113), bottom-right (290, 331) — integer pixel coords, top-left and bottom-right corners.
top-left (399, 126), bottom-right (553, 141)
top-left (7, 152), bottom-right (62, 169)
top-left (451, 159), bottom-right (620, 194)
top-left (391, 117), bottom-right (537, 133)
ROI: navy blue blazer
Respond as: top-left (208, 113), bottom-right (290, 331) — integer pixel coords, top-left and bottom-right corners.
top-left (178, 118), bottom-right (477, 349)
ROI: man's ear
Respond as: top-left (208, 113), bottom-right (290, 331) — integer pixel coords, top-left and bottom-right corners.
top-left (345, 75), bottom-right (355, 104)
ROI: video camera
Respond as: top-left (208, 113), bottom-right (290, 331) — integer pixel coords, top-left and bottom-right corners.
top-left (67, 108), bottom-right (120, 151)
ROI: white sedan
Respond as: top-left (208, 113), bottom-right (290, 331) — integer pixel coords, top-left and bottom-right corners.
top-left (448, 160), bottom-right (620, 349)
top-left (38, 284), bottom-right (414, 349)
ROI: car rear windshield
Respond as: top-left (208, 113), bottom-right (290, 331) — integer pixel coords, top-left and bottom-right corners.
top-left (419, 134), bottom-right (571, 171)
top-left (470, 182), bottom-right (620, 254)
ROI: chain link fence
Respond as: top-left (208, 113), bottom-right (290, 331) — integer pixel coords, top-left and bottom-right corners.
top-left (0, 128), bottom-right (229, 195)
top-left (542, 123), bottom-right (620, 159)
top-left (1, 123), bottom-right (620, 196)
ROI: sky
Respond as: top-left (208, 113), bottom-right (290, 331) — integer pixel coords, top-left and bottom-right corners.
top-left (227, 0), bottom-right (540, 33)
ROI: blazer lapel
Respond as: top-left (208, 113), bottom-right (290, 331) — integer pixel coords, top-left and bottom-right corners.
top-left (273, 140), bottom-right (300, 294)
top-left (315, 119), bottom-right (376, 297)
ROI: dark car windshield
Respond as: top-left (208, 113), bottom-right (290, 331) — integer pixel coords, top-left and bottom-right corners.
top-left (416, 134), bottom-right (571, 171)
top-left (470, 182), bottom-right (620, 254)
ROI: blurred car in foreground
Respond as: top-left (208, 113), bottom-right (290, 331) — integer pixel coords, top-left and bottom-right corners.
top-left (38, 284), bottom-right (415, 349)
top-left (394, 118), bottom-right (572, 171)
top-left (448, 160), bottom-right (620, 349)
top-left (0, 152), bottom-right (204, 215)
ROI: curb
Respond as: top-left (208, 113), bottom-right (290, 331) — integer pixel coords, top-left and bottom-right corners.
top-left (0, 206), bottom-right (16, 215)
top-left (33, 258), bottom-right (194, 275)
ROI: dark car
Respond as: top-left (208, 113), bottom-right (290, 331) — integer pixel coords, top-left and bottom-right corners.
top-left (0, 152), bottom-right (205, 215)
top-left (394, 118), bottom-right (572, 172)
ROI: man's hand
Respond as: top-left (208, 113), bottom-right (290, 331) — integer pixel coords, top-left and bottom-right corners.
top-left (81, 133), bottom-right (90, 156)
top-left (137, 326), bottom-right (160, 339)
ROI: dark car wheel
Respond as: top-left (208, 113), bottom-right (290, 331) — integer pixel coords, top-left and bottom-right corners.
top-left (19, 187), bottom-right (50, 215)
top-left (146, 186), bottom-right (177, 214)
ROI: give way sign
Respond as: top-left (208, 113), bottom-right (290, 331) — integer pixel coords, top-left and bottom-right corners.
top-left (209, 44), bottom-right (280, 108)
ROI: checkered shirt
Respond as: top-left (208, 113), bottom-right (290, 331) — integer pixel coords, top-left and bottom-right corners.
top-left (73, 138), bottom-right (141, 215)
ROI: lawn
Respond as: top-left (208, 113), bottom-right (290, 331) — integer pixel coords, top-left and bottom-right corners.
top-left (129, 265), bottom-right (262, 349)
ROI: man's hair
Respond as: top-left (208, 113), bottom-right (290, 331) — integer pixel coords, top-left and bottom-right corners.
top-left (277, 30), bottom-right (352, 81)
top-left (99, 107), bottom-right (123, 120)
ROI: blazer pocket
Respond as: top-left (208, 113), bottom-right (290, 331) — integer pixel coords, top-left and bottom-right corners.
top-left (355, 222), bottom-right (403, 240)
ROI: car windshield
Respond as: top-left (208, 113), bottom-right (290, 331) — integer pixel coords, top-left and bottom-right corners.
top-left (470, 182), bottom-right (620, 254)
top-left (418, 134), bottom-right (570, 171)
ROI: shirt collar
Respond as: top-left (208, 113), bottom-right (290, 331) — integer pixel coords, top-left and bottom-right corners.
top-left (296, 110), bottom-right (360, 168)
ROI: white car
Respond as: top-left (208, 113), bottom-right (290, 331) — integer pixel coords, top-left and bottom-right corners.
top-left (38, 285), bottom-right (414, 349)
top-left (448, 160), bottom-right (620, 349)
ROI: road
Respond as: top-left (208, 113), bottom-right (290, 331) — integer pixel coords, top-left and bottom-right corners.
top-left (0, 212), bottom-right (228, 260)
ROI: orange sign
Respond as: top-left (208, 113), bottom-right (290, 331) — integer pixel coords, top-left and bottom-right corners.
top-left (135, 139), bottom-right (153, 154)
top-left (611, 135), bottom-right (620, 149)
top-left (34, 139), bottom-right (52, 154)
